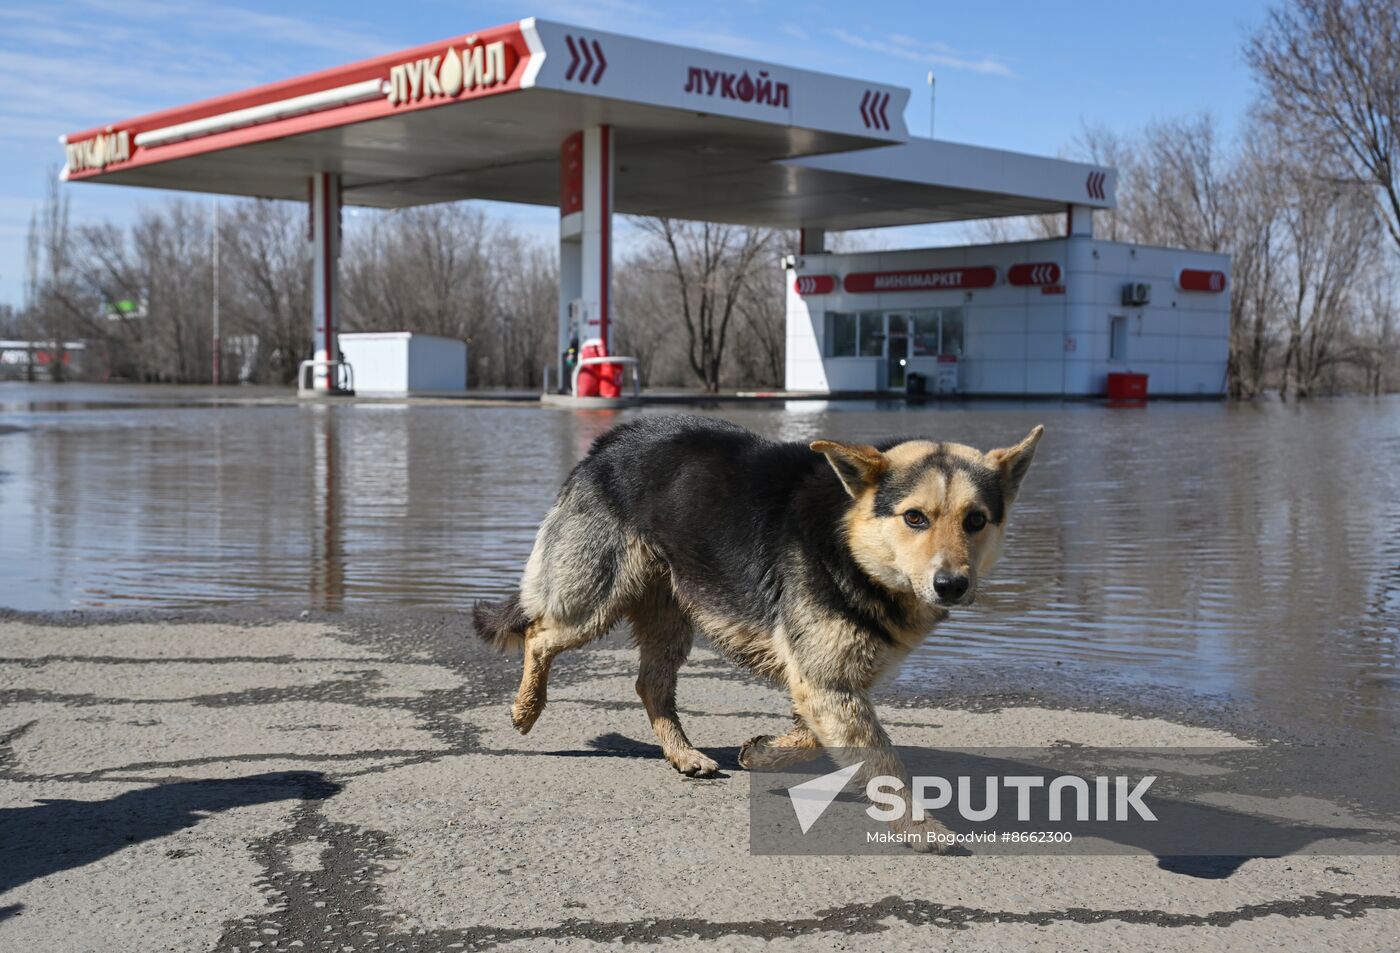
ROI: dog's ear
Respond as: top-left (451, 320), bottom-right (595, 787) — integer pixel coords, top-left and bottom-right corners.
top-left (810, 439), bottom-right (888, 498)
top-left (985, 425), bottom-right (1044, 504)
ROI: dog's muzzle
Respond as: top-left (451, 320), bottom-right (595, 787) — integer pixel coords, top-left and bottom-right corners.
top-left (932, 570), bottom-right (971, 606)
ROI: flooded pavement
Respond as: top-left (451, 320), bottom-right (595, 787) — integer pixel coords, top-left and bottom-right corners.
top-left (1, 382), bottom-right (1397, 739)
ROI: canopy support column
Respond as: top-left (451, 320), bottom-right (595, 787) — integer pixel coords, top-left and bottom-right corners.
top-left (557, 125), bottom-right (614, 389)
top-left (310, 172), bottom-right (344, 393)
top-left (1066, 204), bottom-right (1095, 238)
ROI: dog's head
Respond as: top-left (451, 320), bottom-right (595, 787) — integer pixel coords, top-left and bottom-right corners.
top-left (811, 426), bottom-right (1043, 608)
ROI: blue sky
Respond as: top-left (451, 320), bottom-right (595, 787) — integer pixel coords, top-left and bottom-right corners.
top-left (0, 0), bottom-right (1274, 307)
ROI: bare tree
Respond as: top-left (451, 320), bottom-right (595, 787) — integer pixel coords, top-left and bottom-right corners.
top-left (1247, 0), bottom-right (1400, 254)
top-left (342, 204), bottom-right (495, 338)
top-left (1277, 169), bottom-right (1380, 398)
top-left (23, 173), bottom-right (82, 380)
top-left (613, 252), bottom-right (673, 386)
top-left (630, 218), bottom-right (777, 392)
top-left (490, 232), bottom-right (558, 388)
top-left (731, 269), bottom-right (786, 388)
top-left (219, 200), bottom-right (311, 384)
top-left (341, 204), bottom-right (557, 388)
top-left (1226, 133), bottom-right (1287, 398)
top-left (1355, 270), bottom-right (1397, 394)
top-left (133, 202), bottom-right (215, 382)
top-left (1129, 114), bottom-right (1234, 252)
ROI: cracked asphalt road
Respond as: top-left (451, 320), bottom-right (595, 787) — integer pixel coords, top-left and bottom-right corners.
top-left (1, 612), bottom-right (1397, 952)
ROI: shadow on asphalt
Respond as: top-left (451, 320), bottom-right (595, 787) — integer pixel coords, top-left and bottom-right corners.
top-left (0, 771), bottom-right (339, 898)
top-left (483, 731), bottom-right (743, 774)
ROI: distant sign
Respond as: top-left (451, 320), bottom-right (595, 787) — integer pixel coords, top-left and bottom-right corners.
top-left (386, 39), bottom-right (515, 106)
top-left (1007, 262), bottom-right (1061, 286)
top-left (793, 275), bottom-right (836, 295)
top-left (100, 298), bottom-right (147, 321)
top-left (1177, 269), bottom-right (1227, 293)
top-left (66, 131), bottom-right (131, 173)
top-left (683, 67), bottom-right (789, 108)
top-left (844, 267), bottom-right (997, 294)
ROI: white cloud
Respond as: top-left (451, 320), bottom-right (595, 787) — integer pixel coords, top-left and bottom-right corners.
top-left (827, 28), bottom-right (1019, 79)
top-left (0, 0), bottom-right (411, 305)
top-left (72, 0), bottom-right (389, 59)
top-left (525, 0), bottom-right (772, 58)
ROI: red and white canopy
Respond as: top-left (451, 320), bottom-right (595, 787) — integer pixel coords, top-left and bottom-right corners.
top-left (60, 17), bottom-right (1114, 229)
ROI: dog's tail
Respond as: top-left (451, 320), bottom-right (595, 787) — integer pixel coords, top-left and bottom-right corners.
top-left (472, 592), bottom-right (531, 653)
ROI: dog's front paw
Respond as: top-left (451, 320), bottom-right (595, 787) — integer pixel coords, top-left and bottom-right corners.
top-left (737, 735), bottom-right (773, 769)
top-left (738, 735), bottom-right (820, 770)
top-left (670, 748), bottom-right (720, 778)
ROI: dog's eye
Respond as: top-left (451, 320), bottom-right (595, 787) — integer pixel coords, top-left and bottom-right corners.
top-left (903, 510), bottom-right (929, 529)
top-left (963, 511), bottom-right (987, 533)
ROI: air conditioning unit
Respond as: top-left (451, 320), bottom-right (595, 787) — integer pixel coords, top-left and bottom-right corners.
top-left (1121, 282), bottom-right (1151, 306)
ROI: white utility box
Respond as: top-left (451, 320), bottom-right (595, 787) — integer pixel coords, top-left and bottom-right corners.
top-left (337, 332), bottom-right (467, 395)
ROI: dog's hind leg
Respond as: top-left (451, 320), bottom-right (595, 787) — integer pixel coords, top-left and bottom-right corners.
top-left (512, 516), bottom-right (655, 734)
top-left (511, 614), bottom-right (607, 734)
top-left (629, 587), bottom-right (718, 778)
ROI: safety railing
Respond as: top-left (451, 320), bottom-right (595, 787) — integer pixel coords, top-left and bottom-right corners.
top-left (297, 359), bottom-right (355, 395)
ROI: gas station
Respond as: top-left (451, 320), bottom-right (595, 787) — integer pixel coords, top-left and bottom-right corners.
top-left (60, 17), bottom-right (1230, 399)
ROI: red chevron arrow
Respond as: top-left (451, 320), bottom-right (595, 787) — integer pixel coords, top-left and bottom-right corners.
top-left (590, 39), bottom-right (606, 83)
top-left (1008, 262), bottom-right (1062, 286)
top-left (578, 36), bottom-right (594, 83)
top-left (565, 35), bottom-right (608, 84)
top-left (794, 274), bottom-right (836, 295)
top-left (858, 90), bottom-right (891, 130)
top-left (564, 34), bottom-right (580, 81)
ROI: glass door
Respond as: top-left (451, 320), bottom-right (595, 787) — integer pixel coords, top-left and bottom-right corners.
top-left (885, 313), bottom-right (910, 390)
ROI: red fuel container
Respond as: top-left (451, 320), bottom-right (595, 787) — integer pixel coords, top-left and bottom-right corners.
top-left (1106, 372), bottom-right (1148, 400)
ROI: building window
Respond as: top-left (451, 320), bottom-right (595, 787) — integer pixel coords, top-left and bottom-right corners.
top-left (1109, 314), bottom-right (1128, 361)
top-left (858, 313), bottom-right (885, 357)
top-left (912, 312), bottom-right (939, 356)
top-left (910, 309), bottom-right (963, 356)
top-left (940, 310), bottom-right (964, 356)
top-left (827, 312), bottom-right (857, 356)
top-left (827, 308), bottom-right (966, 358)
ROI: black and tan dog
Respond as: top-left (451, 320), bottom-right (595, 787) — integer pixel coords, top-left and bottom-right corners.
top-left (475, 414), bottom-right (1041, 835)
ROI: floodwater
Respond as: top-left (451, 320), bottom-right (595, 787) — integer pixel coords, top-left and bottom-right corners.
top-left (2, 383), bottom-right (1397, 738)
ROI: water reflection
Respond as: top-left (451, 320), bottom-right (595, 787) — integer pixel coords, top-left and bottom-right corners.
top-left (0, 384), bottom-right (1396, 738)
top-left (310, 404), bottom-right (343, 611)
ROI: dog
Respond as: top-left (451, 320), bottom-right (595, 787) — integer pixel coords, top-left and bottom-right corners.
top-left (474, 414), bottom-right (1042, 842)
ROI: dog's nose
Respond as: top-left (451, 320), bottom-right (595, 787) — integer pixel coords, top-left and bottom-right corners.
top-left (933, 571), bottom-right (969, 603)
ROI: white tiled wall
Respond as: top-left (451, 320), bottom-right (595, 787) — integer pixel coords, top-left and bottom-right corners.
top-left (784, 237), bottom-right (1230, 396)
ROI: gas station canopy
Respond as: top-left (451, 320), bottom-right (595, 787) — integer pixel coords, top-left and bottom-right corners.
top-left (60, 16), bottom-right (1120, 398)
top-left (59, 17), bottom-right (1114, 229)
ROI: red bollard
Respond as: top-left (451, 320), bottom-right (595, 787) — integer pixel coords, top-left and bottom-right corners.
top-left (598, 360), bottom-right (622, 398)
top-left (577, 343), bottom-right (622, 398)
top-left (576, 343), bottom-right (603, 397)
